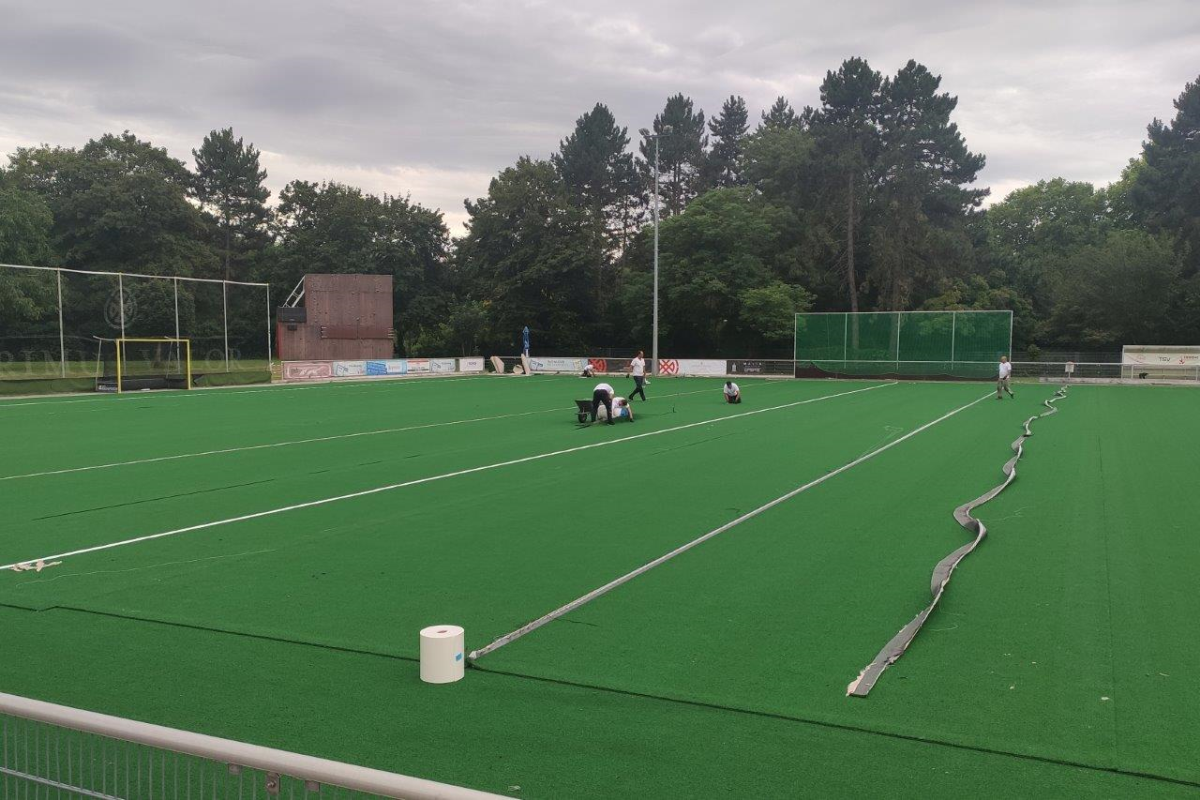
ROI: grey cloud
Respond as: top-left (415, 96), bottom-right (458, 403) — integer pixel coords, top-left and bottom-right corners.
top-left (1, 0), bottom-right (1197, 229)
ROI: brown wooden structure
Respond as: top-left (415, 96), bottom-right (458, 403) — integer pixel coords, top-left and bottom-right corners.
top-left (277, 274), bottom-right (394, 361)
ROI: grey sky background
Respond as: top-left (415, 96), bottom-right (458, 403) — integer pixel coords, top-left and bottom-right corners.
top-left (1, 0), bottom-right (1197, 233)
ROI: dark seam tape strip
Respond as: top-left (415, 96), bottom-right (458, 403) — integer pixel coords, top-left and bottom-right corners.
top-left (847, 387), bottom-right (1068, 697)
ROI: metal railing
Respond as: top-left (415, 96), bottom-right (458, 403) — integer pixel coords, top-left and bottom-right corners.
top-left (0, 692), bottom-right (505, 800)
top-left (494, 355), bottom-right (1200, 384)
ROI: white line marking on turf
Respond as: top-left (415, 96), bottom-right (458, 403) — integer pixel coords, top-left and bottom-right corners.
top-left (0, 383), bottom-right (785, 481)
top-left (467, 390), bottom-right (994, 661)
top-left (0, 375), bottom-right (498, 410)
top-left (0, 382), bottom-right (892, 571)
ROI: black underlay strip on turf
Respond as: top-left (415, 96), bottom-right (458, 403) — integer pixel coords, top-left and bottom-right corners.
top-left (847, 386), bottom-right (1069, 698)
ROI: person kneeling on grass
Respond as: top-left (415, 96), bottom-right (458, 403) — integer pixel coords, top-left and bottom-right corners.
top-left (596, 395), bottom-right (634, 423)
top-left (724, 381), bottom-right (742, 404)
top-left (591, 382), bottom-right (615, 425)
top-left (581, 362), bottom-right (596, 378)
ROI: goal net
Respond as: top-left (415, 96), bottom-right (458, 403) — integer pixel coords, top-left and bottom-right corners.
top-left (794, 310), bottom-right (1012, 380)
top-left (95, 338), bottom-right (192, 393)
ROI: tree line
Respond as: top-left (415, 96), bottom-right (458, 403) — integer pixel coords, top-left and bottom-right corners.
top-left (2, 58), bottom-right (1198, 360)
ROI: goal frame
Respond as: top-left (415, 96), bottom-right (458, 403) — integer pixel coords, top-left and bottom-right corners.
top-left (111, 337), bottom-right (193, 394)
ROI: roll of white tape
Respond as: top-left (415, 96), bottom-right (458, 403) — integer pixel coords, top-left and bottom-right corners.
top-left (419, 625), bottom-right (465, 684)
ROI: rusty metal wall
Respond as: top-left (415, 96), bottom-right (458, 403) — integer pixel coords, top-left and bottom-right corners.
top-left (277, 324), bottom-right (392, 360)
top-left (279, 274), bottom-right (394, 361)
top-left (304, 274), bottom-right (392, 328)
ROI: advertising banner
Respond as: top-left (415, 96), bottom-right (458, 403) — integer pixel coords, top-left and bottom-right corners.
top-left (430, 358), bottom-right (457, 373)
top-left (530, 356), bottom-right (585, 373)
top-left (657, 359), bottom-right (678, 375)
top-left (675, 359), bottom-right (727, 376)
top-left (333, 360), bottom-right (367, 377)
top-left (459, 357), bottom-right (485, 372)
top-left (282, 361), bottom-right (333, 382)
top-left (407, 358), bottom-right (431, 374)
top-left (366, 359), bottom-right (407, 376)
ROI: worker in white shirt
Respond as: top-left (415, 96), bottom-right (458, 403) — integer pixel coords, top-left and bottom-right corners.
top-left (581, 362), bottom-right (596, 378)
top-left (997, 356), bottom-right (1015, 399)
top-left (591, 382), bottom-right (615, 425)
top-left (598, 396), bottom-right (635, 423)
top-left (723, 381), bottom-right (742, 404)
top-left (627, 350), bottom-right (647, 401)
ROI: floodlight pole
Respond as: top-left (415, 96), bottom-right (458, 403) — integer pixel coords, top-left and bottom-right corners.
top-left (653, 134), bottom-right (660, 376)
top-left (645, 125), bottom-right (672, 377)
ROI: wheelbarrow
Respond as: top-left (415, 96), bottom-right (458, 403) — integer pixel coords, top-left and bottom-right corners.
top-left (574, 399), bottom-right (593, 423)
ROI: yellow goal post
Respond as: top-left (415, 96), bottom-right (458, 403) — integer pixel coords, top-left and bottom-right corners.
top-left (97, 337), bottom-right (193, 393)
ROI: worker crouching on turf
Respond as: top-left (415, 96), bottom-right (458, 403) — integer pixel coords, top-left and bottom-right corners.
top-left (597, 396), bottom-right (635, 423)
top-left (581, 362), bottom-right (596, 378)
top-left (724, 381), bottom-right (742, 404)
top-left (591, 381), bottom-right (616, 425)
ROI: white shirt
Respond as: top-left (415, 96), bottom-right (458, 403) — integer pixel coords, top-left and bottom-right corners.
top-left (724, 383), bottom-right (740, 396)
top-left (613, 397), bottom-right (628, 417)
top-left (594, 382), bottom-right (614, 396)
top-left (998, 362), bottom-right (1012, 379)
top-left (630, 357), bottom-right (645, 377)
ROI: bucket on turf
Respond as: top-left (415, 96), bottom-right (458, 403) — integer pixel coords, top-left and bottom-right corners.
top-left (420, 625), bottom-right (465, 683)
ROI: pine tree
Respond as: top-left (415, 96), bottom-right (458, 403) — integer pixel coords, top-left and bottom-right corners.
top-left (193, 128), bottom-right (270, 281)
top-left (552, 103), bottom-right (639, 245)
top-left (809, 58), bottom-right (885, 314)
top-left (704, 95), bottom-right (750, 188)
top-left (1129, 75), bottom-right (1200, 276)
top-left (640, 94), bottom-right (708, 217)
top-left (759, 97), bottom-right (800, 132)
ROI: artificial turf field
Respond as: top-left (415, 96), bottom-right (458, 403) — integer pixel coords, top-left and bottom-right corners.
top-left (1, 374), bottom-right (1198, 798)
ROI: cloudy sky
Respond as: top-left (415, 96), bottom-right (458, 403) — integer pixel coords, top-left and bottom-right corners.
top-left (1, 0), bottom-right (1196, 232)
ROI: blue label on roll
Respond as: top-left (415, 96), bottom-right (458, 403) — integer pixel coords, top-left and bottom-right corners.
top-left (455, 653), bottom-right (463, 661)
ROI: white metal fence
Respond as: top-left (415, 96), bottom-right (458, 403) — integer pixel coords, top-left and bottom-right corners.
top-left (0, 692), bottom-right (504, 800)
top-left (0, 263), bottom-right (272, 385)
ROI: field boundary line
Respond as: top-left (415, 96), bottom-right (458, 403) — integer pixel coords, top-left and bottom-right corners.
top-left (0, 383), bottom-right (788, 482)
top-left (0, 383), bottom-right (891, 570)
top-left (467, 390), bottom-right (993, 661)
top-left (0, 374), bottom-right (503, 410)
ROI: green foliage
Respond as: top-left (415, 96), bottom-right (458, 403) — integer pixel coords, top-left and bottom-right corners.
top-left (740, 283), bottom-right (815, 342)
top-left (640, 94), bottom-right (707, 217)
top-left (650, 188), bottom-right (798, 353)
top-left (1128, 75), bottom-right (1200, 275)
top-left (759, 97), bottom-right (802, 132)
top-left (273, 180), bottom-right (450, 353)
top-left (193, 128), bottom-right (271, 280)
top-left (1046, 230), bottom-right (1184, 348)
top-left (7, 133), bottom-right (216, 277)
top-left (3, 67), bottom-right (1200, 363)
top-left (457, 158), bottom-right (598, 352)
top-left (985, 178), bottom-right (1109, 315)
top-left (704, 96), bottom-right (750, 188)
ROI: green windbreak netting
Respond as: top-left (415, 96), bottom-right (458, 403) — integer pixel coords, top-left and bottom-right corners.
top-left (795, 311), bottom-right (1011, 379)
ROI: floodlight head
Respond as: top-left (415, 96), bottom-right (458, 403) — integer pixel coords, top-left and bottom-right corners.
top-left (662, 124), bottom-right (674, 134)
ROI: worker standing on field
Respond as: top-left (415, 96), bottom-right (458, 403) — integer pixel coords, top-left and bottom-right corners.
top-left (628, 350), bottom-right (647, 401)
top-left (997, 356), bottom-right (1015, 399)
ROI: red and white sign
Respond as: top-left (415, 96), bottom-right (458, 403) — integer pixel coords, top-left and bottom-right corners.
top-left (657, 359), bottom-right (679, 375)
top-left (282, 361), bottom-right (333, 382)
top-left (407, 358), bottom-right (431, 374)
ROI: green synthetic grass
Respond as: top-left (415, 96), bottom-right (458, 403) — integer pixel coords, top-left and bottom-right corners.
top-left (2, 375), bottom-right (1198, 797)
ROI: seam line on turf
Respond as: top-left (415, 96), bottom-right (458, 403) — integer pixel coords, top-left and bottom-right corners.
top-left (465, 662), bottom-right (1200, 791)
top-left (15, 602), bottom-right (1193, 792)
top-left (467, 390), bottom-right (993, 661)
top-left (0, 383), bottom-right (765, 482)
top-left (0, 382), bottom-right (892, 570)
